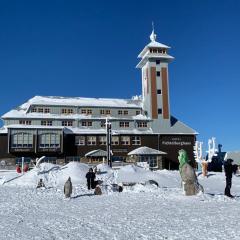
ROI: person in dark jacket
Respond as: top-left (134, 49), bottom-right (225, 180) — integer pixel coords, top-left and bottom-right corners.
top-left (224, 159), bottom-right (234, 198)
top-left (86, 168), bottom-right (96, 190)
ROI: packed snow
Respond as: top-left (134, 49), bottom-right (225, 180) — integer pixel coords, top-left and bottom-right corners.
top-left (0, 163), bottom-right (240, 239)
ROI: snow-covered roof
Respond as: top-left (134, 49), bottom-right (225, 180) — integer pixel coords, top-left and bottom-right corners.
top-left (6, 125), bottom-right (65, 130)
top-left (224, 151), bottom-right (240, 164)
top-left (128, 146), bottom-right (167, 156)
top-left (2, 110), bottom-right (150, 121)
top-left (64, 127), bottom-right (153, 135)
top-left (156, 116), bottom-right (198, 135)
top-left (85, 149), bottom-right (107, 157)
top-left (20, 96), bottom-right (142, 109)
top-left (0, 127), bottom-right (7, 134)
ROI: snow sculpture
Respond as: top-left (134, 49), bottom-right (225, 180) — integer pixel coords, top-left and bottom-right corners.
top-left (194, 141), bottom-right (207, 176)
top-left (178, 149), bottom-right (203, 196)
top-left (206, 137), bottom-right (218, 163)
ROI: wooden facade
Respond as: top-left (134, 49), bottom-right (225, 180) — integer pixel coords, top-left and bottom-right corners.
top-left (0, 132), bottom-right (195, 170)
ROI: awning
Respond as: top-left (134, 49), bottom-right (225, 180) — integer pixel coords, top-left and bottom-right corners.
top-left (128, 146), bottom-right (167, 156)
top-left (85, 149), bottom-right (107, 157)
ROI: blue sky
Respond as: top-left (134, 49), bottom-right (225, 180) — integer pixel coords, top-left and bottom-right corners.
top-left (0, 0), bottom-right (239, 152)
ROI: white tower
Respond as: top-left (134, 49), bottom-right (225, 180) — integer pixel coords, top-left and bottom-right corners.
top-left (136, 28), bottom-right (174, 132)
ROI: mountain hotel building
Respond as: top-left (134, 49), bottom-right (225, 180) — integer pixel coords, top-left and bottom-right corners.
top-left (0, 30), bottom-right (197, 169)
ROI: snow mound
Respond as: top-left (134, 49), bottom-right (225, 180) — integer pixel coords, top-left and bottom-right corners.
top-left (7, 162), bottom-right (89, 187)
top-left (58, 162), bottom-right (89, 185)
top-left (96, 163), bottom-right (112, 173)
top-left (117, 165), bottom-right (158, 184)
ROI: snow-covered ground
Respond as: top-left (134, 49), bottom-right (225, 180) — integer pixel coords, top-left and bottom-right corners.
top-left (0, 163), bottom-right (240, 240)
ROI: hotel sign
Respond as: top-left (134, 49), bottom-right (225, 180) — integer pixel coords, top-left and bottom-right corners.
top-left (161, 137), bottom-right (192, 146)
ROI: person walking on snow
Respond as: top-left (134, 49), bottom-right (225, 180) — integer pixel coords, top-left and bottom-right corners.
top-left (64, 177), bottom-right (72, 198)
top-left (86, 168), bottom-right (96, 190)
top-left (224, 159), bottom-right (235, 198)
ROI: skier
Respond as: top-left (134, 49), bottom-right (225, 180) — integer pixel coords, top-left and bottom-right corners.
top-left (86, 168), bottom-right (96, 190)
top-left (64, 177), bottom-right (72, 198)
top-left (224, 159), bottom-right (234, 198)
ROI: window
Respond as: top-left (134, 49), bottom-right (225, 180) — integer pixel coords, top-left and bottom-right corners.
top-left (119, 121), bottom-right (129, 128)
top-left (99, 136), bottom-right (107, 145)
top-left (87, 109), bottom-right (92, 115)
top-left (11, 132), bottom-right (33, 148)
top-left (137, 121), bottom-right (147, 128)
top-left (81, 109), bottom-right (92, 115)
top-left (156, 71), bottom-right (161, 77)
top-left (39, 133), bottom-right (60, 148)
top-left (41, 120), bottom-right (53, 126)
top-left (121, 136), bottom-right (130, 145)
top-left (118, 110), bottom-right (123, 115)
top-left (38, 108), bottom-right (43, 113)
top-left (62, 121), bottom-right (73, 126)
top-left (136, 110), bottom-right (141, 115)
top-left (123, 110), bottom-right (128, 115)
top-left (82, 121), bottom-right (92, 127)
top-left (156, 60), bottom-right (160, 65)
top-left (100, 109), bottom-right (111, 115)
top-left (163, 49), bottom-right (166, 54)
top-left (31, 108), bottom-right (37, 113)
top-left (87, 136), bottom-right (96, 145)
top-left (44, 108), bottom-right (50, 113)
top-left (75, 136), bottom-right (85, 146)
top-left (132, 136), bottom-right (141, 145)
top-left (19, 120), bottom-right (32, 125)
top-left (158, 108), bottom-right (162, 114)
top-left (157, 89), bottom-right (162, 94)
top-left (111, 136), bottom-right (119, 145)
top-left (100, 121), bottom-right (106, 128)
top-left (62, 109), bottom-right (73, 114)
top-left (139, 156), bottom-right (158, 168)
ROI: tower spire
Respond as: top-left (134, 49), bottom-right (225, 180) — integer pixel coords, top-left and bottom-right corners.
top-left (150, 21), bottom-right (157, 42)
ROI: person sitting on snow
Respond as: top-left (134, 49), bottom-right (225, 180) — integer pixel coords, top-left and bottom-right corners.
top-left (86, 168), bottom-right (96, 190)
top-left (36, 178), bottom-right (45, 188)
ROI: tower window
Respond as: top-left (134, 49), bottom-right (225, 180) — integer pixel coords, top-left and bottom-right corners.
top-left (156, 60), bottom-right (160, 65)
top-left (157, 89), bottom-right (162, 94)
top-left (156, 71), bottom-right (161, 77)
top-left (158, 108), bottom-right (162, 114)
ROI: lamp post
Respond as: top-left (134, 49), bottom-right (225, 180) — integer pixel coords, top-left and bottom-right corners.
top-left (106, 118), bottom-right (112, 167)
